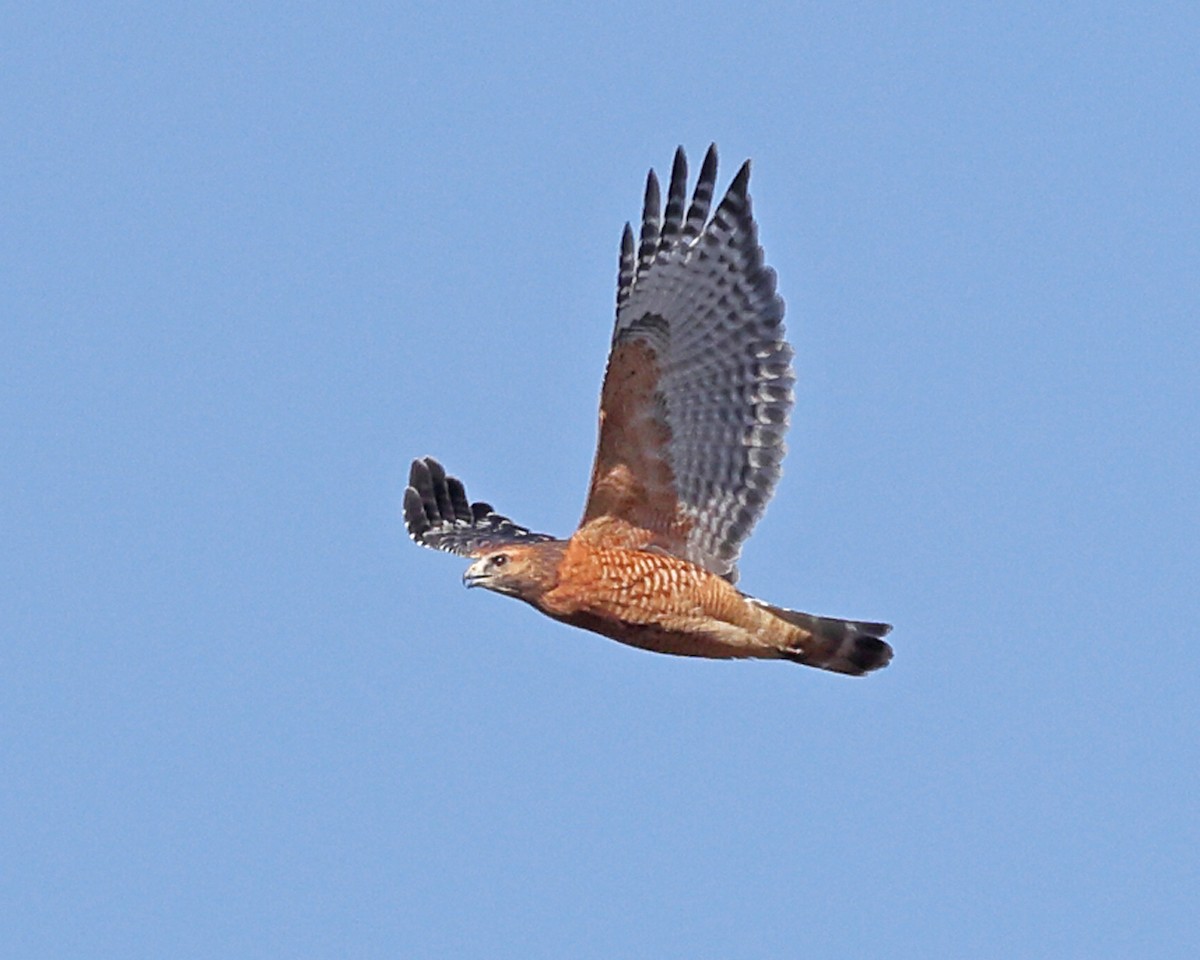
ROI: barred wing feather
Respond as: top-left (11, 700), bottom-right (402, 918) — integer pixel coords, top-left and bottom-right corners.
top-left (581, 145), bottom-right (793, 582)
top-left (404, 457), bottom-right (555, 558)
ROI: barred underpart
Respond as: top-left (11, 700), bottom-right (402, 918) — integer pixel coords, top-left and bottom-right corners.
top-left (404, 456), bottom-right (555, 558)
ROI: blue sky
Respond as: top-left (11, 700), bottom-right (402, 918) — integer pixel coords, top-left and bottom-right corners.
top-left (4, 2), bottom-right (1198, 957)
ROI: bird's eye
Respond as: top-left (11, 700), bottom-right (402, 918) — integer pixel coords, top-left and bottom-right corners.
top-left (489, 554), bottom-right (508, 568)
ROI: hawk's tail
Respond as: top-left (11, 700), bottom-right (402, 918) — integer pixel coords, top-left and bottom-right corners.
top-left (755, 601), bottom-right (893, 675)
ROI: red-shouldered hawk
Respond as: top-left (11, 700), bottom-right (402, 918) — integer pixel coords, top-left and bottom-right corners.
top-left (405, 146), bottom-right (892, 675)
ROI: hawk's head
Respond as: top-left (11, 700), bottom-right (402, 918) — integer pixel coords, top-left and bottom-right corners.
top-left (462, 542), bottom-right (564, 603)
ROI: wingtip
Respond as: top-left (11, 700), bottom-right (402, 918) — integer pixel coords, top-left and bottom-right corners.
top-left (402, 484), bottom-right (423, 529)
top-left (410, 454), bottom-right (441, 479)
top-left (730, 158), bottom-right (751, 195)
top-left (672, 144), bottom-right (687, 175)
top-left (643, 168), bottom-right (661, 210)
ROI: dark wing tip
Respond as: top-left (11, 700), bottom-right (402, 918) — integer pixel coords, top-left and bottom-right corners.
top-left (617, 222), bottom-right (637, 310)
top-left (727, 159), bottom-right (751, 203)
top-left (404, 456), bottom-right (449, 544)
top-left (660, 147), bottom-right (689, 244)
top-left (682, 144), bottom-right (720, 241)
top-left (402, 484), bottom-right (429, 542)
top-left (643, 168), bottom-right (661, 224)
top-left (646, 166), bottom-right (660, 196)
top-left (638, 169), bottom-right (663, 269)
top-left (733, 157), bottom-right (751, 187)
top-left (403, 455), bottom-right (554, 557)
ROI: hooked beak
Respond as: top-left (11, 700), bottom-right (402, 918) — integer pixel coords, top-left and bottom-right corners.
top-left (462, 557), bottom-right (488, 589)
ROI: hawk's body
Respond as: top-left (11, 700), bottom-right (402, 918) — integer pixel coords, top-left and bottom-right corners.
top-left (405, 146), bottom-right (892, 676)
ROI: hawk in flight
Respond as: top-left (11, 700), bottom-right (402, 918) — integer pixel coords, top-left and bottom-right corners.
top-left (405, 146), bottom-right (892, 675)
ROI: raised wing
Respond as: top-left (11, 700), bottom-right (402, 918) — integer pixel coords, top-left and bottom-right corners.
top-left (580, 145), bottom-right (793, 581)
top-left (404, 457), bottom-right (555, 558)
